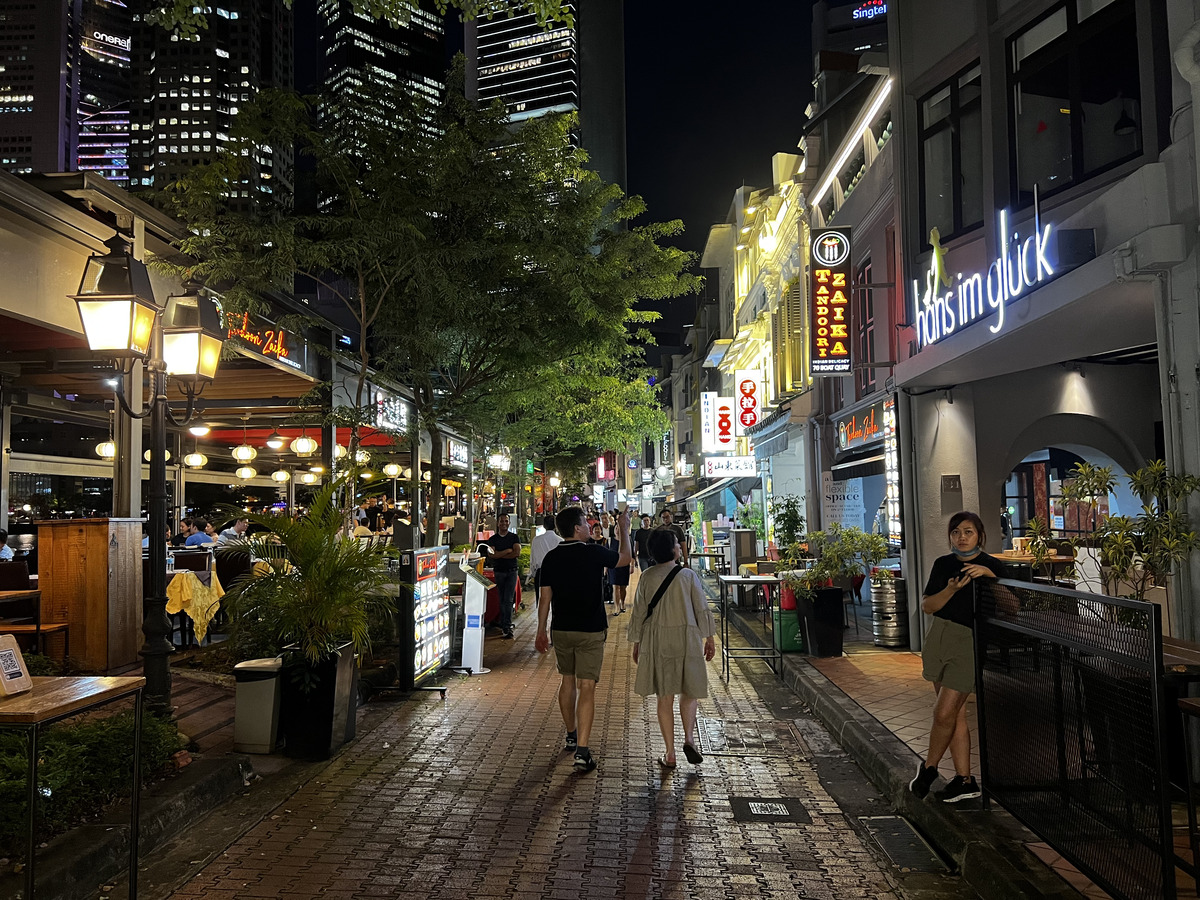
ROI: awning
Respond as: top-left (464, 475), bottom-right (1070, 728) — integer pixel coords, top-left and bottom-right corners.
top-left (754, 430), bottom-right (788, 460)
top-left (678, 476), bottom-right (761, 507)
top-left (831, 447), bottom-right (885, 482)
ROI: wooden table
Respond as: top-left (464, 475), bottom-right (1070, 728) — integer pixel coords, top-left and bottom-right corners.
top-left (717, 574), bottom-right (783, 680)
top-left (0, 676), bottom-right (145, 898)
top-left (996, 552), bottom-right (1074, 584)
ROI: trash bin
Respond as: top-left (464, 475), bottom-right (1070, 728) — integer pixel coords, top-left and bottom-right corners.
top-left (233, 657), bottom-right (283, 753)
top-left (772, 606), bottom-right (805, 652)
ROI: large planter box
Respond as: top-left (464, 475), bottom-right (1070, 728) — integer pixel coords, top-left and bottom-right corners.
top-left (799, 587), bottom-right (844, 658)
top-left (279, 642), bottom-right (357, 760)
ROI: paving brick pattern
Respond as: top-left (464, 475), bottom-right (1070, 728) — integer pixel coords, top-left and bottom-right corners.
top-left (168, 575), bottom-right (903, 900)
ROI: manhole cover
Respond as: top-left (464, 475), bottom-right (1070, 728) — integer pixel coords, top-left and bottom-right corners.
top-left (859, 816), bottom-right (950, 873)
top-left (697, 718), bottom-right (807, 757)
top-left (730, 797), bottom-right (812, 823)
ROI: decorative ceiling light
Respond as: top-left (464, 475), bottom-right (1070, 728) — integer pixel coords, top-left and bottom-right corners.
top-left (96, 440), bottom-right (116, 459)
top-left (333, 444), bottom-right (347, 460)
top-left (383, 463), bottom-right (401, 478)
top-left (235, 465), bottom-right (257, 480)
top-left (422, 470), bottom-right (432, 482)
top-left (354, 448), bottom-right (370, 466)
top-left (289, 428), bottom-right (318, 457)
top-left (360, 471), bottom-right (373, 480)
top-left (403, 467), bottom-right (412, 479)
top-left (265, 430), bottom-right (286, 450)
top-left (309, 464), bottom-right (325, 473)
top-left (143, 448), bottom-right (172, 462)
top-left (232, 419), bottom-right (256, 462)
top-left (299, 472), bottom-right (318, 485)
top-left (188, 424), bottom-right (210, 437)
top-left (182, 452), bottom-right (208, 468)
top-left (271, 468), bottom-right (290, 483)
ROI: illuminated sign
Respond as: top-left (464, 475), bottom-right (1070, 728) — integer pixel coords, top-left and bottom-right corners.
top-left (596, 456), bottom-right (606, 480)
top-left (734, 370), bottom-right (762, 436)
top-left (914, 207), bottom-right (1054, 349)
top-left (700, 392), bottom-right (718, 452)
top-left (227, 313), bottom-right (302, 371)
top-left (92, 31), bottom-right (131, 50)
top-left (715, 397), bottom-right (735, 449)
top-left (883, 394), bottom-right (902, 548)
top-left (448, 439), bottom-right (470, 468)
top-left (810, 228), bottom-right (853, 375)
top-left (375, 396), bottom-right (409, 432)
top-left (836, 399), bottom-right (885, 452)
top-left (704, 456), bottom-right (757, 478)
top-left (853, 0), bottom-right (886, 20)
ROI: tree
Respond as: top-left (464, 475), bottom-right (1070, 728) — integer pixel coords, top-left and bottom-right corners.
top-left (161, 61), bottom-right (697, 534)
top-left (150, 0), bottom-right (571, 40)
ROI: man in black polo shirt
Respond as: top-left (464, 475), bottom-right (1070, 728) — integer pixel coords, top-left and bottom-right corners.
top-left (485, 514), bottom-right (521, 639)
top-left (659, 508), bottom-right (689, 567)
top-left (537, 505), bottom-right (632, 773)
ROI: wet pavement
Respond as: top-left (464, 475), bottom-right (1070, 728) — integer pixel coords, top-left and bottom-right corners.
top-left (145, 571), bottom-right (978, 900)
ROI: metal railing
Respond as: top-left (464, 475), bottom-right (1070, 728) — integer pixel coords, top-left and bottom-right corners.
top-left (973, 578), bottom-right (1177, 900)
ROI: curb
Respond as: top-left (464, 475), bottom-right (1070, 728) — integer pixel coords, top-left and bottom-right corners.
top-left (716, 592), bottom-right (1080, 900)
top-left (0, 756), bottom-right (250, 900)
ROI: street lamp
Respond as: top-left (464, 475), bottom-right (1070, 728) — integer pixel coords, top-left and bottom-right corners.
top-left (549, 473), bottom-right (561, 513)
top-left (72, 236), bottom-right (224, 715)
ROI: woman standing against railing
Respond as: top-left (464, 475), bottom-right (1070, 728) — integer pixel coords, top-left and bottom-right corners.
top-left (909, 510), bottom-right (1006, 803)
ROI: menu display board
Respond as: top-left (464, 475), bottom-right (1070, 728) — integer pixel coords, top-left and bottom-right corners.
top-left (402, 546), bottom-right (451, 688)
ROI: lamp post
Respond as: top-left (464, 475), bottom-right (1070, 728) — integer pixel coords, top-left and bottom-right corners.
top-left (72, 236), bottom-right (223, 715)
top-left (549, 473), bottom-right (561, 513)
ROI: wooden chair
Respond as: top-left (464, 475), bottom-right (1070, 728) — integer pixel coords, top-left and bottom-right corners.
top-left (0, 587), bottom-right (70, 659)
top-left (171, 550), bottom-right (212, 572)
top-left (0, 560), bottom-right (31, 590)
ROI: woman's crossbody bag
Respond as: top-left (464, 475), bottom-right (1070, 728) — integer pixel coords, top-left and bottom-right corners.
top-left (643, 564), bottom-right (683, 624)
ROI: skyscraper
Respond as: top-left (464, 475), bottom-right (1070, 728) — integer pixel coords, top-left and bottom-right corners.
top-left (78, 0), bottom-right (134, 185)
top-left (128, 0), bottom-right (294, 209)
top-left (318, 0), bottom-right (445, 110)
top-left (465, 1), bottom-right (626, 191)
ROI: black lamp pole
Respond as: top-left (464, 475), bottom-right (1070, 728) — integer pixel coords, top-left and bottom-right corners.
top-left (143, 335), bottom-right (173, 715)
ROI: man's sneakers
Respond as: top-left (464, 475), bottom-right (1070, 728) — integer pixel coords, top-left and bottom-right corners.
top-left (909, 764), bottom-right (939, 799)
top-left (564, 731), bottom-right (577, 752)
top-left (501, 629), bottom-right (514, 640)
top-left (573, 747), bottom-right (597, 773)
top-left (935, 775), bottom-right (981, 803)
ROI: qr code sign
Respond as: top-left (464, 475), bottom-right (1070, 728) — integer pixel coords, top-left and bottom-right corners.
top-left (0, 648), bottom-right (22, 680)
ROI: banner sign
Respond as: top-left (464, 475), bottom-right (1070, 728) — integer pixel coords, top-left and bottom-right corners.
top-left (734, 369), bottom-right (762, 436)
top-left (835, 399), bottom-right (885, 452)
top-left (821, 470), bottom-right (865, 529)
top-left (448, 439), bottom-right (470, 468)
top-left (715, 396), bottom-right (736, 449)
top-left (700, 392), bottom-right (718, 452)
top-left (810, 228), bottom-right (853, 375)
top-left (704, 456), bottom-right (757, 478)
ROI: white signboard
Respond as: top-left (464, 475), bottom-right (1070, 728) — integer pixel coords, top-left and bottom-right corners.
top-left (642, 484), bottom-right (653, 503)
top-left (700, 392), bottom-right (718, 452)
top-left (592, 483), bottom-right (604, 506)
top-left (448, 439), bottom-right (469, 468)
top-left (704, 456), bottom-right (757, 478)
top-left (734, 369), bottom-right (762, 436)
top-left (715, 396), bottom-right (736, 449)
top-left (821, 470), bottom-right (866, 529)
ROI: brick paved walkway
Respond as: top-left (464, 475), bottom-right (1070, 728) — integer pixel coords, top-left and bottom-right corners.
top-left (168, 577), bottom-right (905, 900)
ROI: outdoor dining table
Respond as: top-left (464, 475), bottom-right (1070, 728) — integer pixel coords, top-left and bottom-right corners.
top-left (691, 551), bottom-right (728, 576)
top-left (716, 573), bottom-right (783, 681)
top-left (164, 569), bottom-right (225, 644)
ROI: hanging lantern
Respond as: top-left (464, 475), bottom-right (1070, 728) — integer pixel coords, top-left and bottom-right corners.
top-left (235, 466), bottom-right (257, 480)
top-left (383, 463), bottom-right (401, 478)
top-left (354, 448), bottom-right (370, 466)
top-left (96, 440), bottom-right (117, 459)
top-left (143, 448), bottom-right (172, 462)
top-left (290, 430), bottom-right (318, 457)
top-left (299, 472), bottom-right (318, 485)
top-left (182, 452), bottom-right (208, 469)
top-left (232, 420), bottom-right (256, 462)
top-left (333, 444), bottom-right (347, 460)
top-left (422, 471), bottom-right (432, 482)
top-left (271, 469), bottom-right (290, 483)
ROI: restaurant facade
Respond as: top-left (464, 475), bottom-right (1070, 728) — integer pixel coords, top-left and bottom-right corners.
top-left (889, 0), bottom-right (1199, 640)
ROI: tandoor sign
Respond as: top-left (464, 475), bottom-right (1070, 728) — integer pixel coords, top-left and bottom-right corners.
top-left (810, 228), bottom-right (853, 376)
top-left (836, 399), bottom-right (885, 452)
top-left (227, 313), bottom-right (303, 372)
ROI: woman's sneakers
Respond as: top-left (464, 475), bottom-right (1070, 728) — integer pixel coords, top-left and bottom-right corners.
top-left (909, 764), bottom-right (939, 799)
top-left (935, 775), bottom-right (981, 802)
top-left (564, 731), bottom-right (577, 752)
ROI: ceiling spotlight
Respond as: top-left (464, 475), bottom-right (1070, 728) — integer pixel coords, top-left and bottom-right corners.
top-left (266, 430), bottom-right (286, 450)
top-left (188, 424), bottom-right (211, 437)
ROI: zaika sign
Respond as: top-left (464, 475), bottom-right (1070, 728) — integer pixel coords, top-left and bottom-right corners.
top-left (734, 370), bottom-right (762, 436)
top-left (810, 228), bottom-right (853, 376)
top-left (836, 399), bottom-right (884, 452)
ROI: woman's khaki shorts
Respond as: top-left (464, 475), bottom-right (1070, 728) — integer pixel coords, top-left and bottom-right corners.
top-left (921, 617), bottom-right (976, 694)
top-left (552, 629), bottom-right (606, 682)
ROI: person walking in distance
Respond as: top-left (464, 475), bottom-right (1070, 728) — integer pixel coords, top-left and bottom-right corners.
top-left (627, 529), bottom-right (716, 768)
top-left (536, 505), bottom-right (632, 773)
top-left (529, 515), bottom-right (562, 604)
top-left (658, 508), bottom-right (689, 567)
top-left (633, 513), bottom-right (654, 572)
top-left (910, 511), bottom-right (1007, 803)
top-left (485, 514), bottom-right (521, 640)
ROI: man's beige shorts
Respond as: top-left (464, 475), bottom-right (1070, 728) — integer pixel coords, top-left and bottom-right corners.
top-left (552, 630), bottom-right (607, 682)
top-left (921, 617), bottom-right (976, 695)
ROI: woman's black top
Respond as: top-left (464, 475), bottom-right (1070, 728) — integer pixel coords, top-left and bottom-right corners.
top-left (922, 552), bottom-right (1008, 628)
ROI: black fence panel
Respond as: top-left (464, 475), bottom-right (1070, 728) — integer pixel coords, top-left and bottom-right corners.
top-left (973, 578), bottom-right (1176, 900)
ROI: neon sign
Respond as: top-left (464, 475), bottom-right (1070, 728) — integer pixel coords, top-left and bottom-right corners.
top-left (853, 0), bottom-right (886, 20)
top-left (227, 313), bottom-right (300, 369)
top-left (913, 207), bottom-right (1054, 349)
top-left (810, 228), bottom-right (853, 375)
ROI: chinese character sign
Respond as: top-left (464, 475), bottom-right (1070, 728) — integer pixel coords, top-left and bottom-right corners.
top-left (810, 228), bottom-right (853, 376)
top-left (448, 440), bottom-right (470, 468)
top-left (704, 456), bottom-right (757, 478)
top-left (734, 369), bottom-right (762, 436)
top-left (715, 397), bottom-right (735, 449)
top-left (700, 392), bottom-right (718, 452)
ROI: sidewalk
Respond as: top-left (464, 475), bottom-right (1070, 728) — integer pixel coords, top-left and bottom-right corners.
top-left (706, 575), bottom-right (1188, 900)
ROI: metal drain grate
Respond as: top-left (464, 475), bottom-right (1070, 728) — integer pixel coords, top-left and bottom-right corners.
top-left (697, 718), bottom-right (807, 758)
top-left (859, 816), bottom-right (950, 873)
top-left (730, 797), bottom-right (812, 823)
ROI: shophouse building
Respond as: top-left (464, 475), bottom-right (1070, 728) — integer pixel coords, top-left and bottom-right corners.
top-left (889, 0), bottom-right (1200, 641)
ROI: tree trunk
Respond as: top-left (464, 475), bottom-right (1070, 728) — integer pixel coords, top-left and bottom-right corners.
top-left (425, 420), bottom-right (444, 546)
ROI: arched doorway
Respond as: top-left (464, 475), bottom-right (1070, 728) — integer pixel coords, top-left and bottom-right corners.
top-left (1003, 446), bottom-right (1140, 541)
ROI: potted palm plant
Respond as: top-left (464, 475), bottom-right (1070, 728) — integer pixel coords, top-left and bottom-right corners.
top-left (220, 477), bottom-right (398, 759)
top-left (780, 523), bottom-right (876, 657)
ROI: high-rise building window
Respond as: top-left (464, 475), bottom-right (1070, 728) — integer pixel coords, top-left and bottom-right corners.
top-left (1009, 0), bottom-right (1141, 207)
top-left (918, 63), bottom-right (982, 247)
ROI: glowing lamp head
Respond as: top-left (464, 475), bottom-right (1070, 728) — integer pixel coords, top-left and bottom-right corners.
top-left (232, 443), bottom-right (257, 462)
top-left (162, 286), bottom-right (224, 382)
top-left (383, 463), bottom-right (401, 478)
top-left (143, 448), bottom-right (172, 462)
top-left (96, 440), bottom-right (117, 459)
top-left (182, 452), bottom-right (208, 468)
top-left (235, 466), bottom-right (257, 480)
top-left (271, 469), bottom-right (290, 483)
top-left (289, 434), bottom-right (318, 456)
top-left (71, 236), bottom-right (158, 357)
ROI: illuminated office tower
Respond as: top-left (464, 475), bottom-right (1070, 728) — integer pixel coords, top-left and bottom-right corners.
top-left (319, 0), bottom-right (445, 110)
top-left (127, 0), bottom-right (294, 210)
top-left (78, 0), bottom-right (133, 185)
top-left (465, 0), bottom-right (626, 191)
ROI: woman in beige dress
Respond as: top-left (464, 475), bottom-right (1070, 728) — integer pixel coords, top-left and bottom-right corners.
top-left (627, 528), bottom-right (716, 767)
